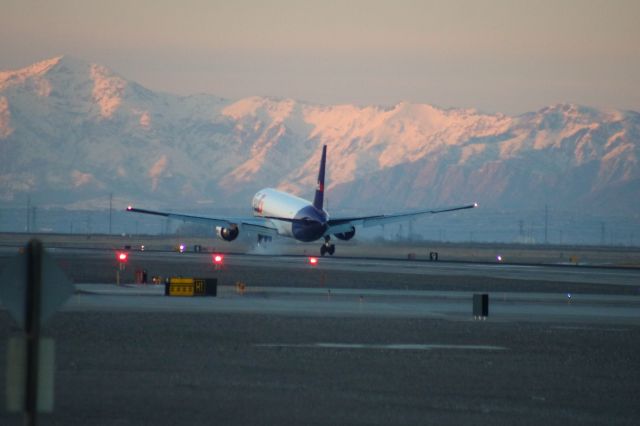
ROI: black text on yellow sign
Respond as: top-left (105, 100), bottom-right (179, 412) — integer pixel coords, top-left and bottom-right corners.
top-left (167, 278), bottom-right (217, 297)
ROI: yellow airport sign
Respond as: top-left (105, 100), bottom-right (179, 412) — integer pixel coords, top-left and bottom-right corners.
top-left (166, 278), bottom-right (217, 297)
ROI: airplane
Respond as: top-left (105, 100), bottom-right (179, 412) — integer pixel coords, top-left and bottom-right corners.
top-left (126, 145), bottom-right (478, 256)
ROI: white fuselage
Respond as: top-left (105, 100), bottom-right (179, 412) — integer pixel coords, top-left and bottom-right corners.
top-left (252, 188), bottom-right (328, 239)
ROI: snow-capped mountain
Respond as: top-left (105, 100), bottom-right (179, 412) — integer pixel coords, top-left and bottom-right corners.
top-left (1, 56), bottom-right (638, 216)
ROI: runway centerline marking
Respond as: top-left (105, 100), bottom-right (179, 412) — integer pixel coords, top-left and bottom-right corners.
top-left (255, 343), bottom-right (508, 351)
top-left (550, 326), bottom-right (630, 332)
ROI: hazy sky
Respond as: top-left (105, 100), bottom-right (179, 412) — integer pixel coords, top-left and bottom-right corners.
top-left (1, 0), bottom-right (639, 114)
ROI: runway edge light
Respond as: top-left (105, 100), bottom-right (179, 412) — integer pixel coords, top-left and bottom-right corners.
top-left (117, 251), bottom-right (128, 262)
top-left (308, 257), bottom-right (318, 266)
top-left (213, 254), bottom-right (224, 265)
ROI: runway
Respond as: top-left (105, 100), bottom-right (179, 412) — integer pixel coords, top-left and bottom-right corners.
top-left (3, 246), bottom-right (638, 291)
top-left (1, 249), bottom-right (639, 425)
top-left (161, 251), bottom-right (640, 285)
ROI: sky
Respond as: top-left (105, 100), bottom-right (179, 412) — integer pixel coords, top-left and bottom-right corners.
top-left (1, 0), bottom-right (639, 114)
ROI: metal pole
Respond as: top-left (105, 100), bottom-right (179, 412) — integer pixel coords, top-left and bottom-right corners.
top-left (25, 239), bottom-right (43, 426)
top-left (109, 193), bottom-right (113, 235)
top-left (32, 207), bottom-right (37, 233)
top-left (544, 204), bottom-right (548, 244)
top-left (26, 196), bottom-right (31, 233)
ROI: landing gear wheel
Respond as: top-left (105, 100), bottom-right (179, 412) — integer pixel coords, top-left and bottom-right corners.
top-left (321, 235), bottom-right (335, 256)
top-left (257, 235), bottom-right (272, 246)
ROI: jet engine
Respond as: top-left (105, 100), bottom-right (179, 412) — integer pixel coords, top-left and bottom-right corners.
top-left (334, 226), bottom-right (356, 241)
top-left (216, 225), bottom-right (239, 242)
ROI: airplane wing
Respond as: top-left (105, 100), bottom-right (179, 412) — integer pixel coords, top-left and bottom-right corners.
top-left (126, 206), bottom-right (279, 236)
top-left (326, 203), bottom-right (478, 234)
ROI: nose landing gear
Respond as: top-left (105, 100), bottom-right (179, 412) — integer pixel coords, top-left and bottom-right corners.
top-left (320, 235), bottom-right (335, 256)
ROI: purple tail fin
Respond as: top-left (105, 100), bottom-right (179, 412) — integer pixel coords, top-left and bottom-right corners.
top-left (313, 145), bottom-right (327, 210)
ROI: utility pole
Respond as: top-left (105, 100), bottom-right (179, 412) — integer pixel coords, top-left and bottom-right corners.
top-left (109, 193), bottom-right (113, 235)
top-left (544, 204), bottom-right (548, 244)
top-left (26, 196), bottom-right (31, 232)
top-left (31, 207), bottom-right (37, 233)
top-left (518, 219), bottom-right (524, 241)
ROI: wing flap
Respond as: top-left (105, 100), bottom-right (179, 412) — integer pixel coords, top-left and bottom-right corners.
top-left (127, 206), bottom-right (232, 227)
top-left (237, 217), bottom-right (279, 236)
top-left (327, 203), bottom-right (477, 232)
top-left (126, 206), bottom-right (279, 235)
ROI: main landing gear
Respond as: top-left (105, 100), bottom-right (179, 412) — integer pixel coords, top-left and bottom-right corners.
top-left (320, 235), bottom-right (335, 256)
top-left (257, 234), bottom-right (272, 245)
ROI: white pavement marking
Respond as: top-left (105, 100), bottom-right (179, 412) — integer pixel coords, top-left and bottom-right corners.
top-left (550, 326), bottom-right (630, 332)
top-left (255, 343), bottom-right (508, 351)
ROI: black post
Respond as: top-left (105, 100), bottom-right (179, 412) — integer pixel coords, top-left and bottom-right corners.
top-left (473, 293), bottom-right (489, 319)
top-left (25, 239), bottom-right (43, 426)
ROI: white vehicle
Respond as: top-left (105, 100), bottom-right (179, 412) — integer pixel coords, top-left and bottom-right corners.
top-left (127, 145), bottom-right (477, 256)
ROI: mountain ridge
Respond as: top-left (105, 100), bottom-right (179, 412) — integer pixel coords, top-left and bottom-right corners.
top-left (0, 56), bottom-right (638, 217)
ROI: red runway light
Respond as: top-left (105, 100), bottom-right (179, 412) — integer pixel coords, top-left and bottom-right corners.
top-left (308, 257), bottom-right (318, 265)
top-left (117, 252), bottom-right (128, 262)
top-left (213, 254), bottom-right (224, 264)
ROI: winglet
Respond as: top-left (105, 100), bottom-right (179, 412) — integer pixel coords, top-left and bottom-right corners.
top-left (313, 145), bottom-right (327, 210)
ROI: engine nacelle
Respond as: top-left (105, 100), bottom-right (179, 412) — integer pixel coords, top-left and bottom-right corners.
top-left (216, 225), bottom-right (239, 242)
top-left (334, 226), bottom-right (356, 241)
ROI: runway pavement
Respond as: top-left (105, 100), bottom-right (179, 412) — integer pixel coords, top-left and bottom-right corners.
top-left (1, 250), bottom-right (639, 425)
top-left (2, 246), bottom-right (638, 293)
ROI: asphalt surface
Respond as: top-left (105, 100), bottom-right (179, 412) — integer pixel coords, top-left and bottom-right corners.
top-left (2, 247), bottom-right (637, 294)
top-left (0, 250), bottom-right (639, 425)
